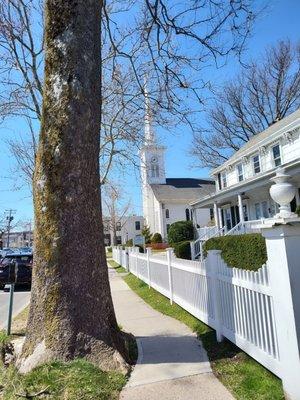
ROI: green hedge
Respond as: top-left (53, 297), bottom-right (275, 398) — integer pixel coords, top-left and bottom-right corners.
top-left (203, 233), bottom-right (267, 271)
top-left (173, 241), bottom-right (191, 260)
top-left (168, 221), bottom-right (194, 244)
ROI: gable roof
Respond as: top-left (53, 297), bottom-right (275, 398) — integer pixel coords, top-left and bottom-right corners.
top-left (151, 180), bottom-right (215, 203)
top-left (212, 108), bottom-right (300, 174)
top-left (165, 178), bottom-right (214, 188)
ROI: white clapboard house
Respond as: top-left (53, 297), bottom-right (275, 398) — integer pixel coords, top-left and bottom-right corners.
top-left (191, 108), bottom-right (300, 258)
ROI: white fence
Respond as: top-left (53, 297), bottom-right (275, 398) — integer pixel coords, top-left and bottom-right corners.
top-left (112, 246), bottom-right (281, 379)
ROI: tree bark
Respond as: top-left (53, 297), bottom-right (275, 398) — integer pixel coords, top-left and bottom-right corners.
top-left (19, 0), bottom-right (128, 373)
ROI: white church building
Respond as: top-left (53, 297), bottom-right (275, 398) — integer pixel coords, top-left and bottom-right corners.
top-left (140, 92), bottom-right (215, 240)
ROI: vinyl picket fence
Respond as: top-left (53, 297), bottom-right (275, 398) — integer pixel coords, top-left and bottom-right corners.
top-left (112, 246), bottom-right (281, 379)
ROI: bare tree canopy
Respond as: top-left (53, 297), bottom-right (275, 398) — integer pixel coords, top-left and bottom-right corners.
top-left (191, 40), bottom-right (300, 168)
top-left (0, 0), bottom-right (257, 186)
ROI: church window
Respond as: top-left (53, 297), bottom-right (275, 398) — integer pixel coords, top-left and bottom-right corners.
top-left (150, 163), bottom-right (159, 178)
top-left (185, 208), bottom-right (190, 221)
top-left (166, 209), bottom-right (169, 219)
top-left (166, 224), bottom-right (170, 233)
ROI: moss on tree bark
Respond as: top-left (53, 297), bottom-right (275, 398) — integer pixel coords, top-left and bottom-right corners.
top-left (19, 0), bottom-right (129, 373)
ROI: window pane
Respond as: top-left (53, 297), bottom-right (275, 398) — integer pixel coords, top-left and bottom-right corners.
top-left (237, 164), bottom-right (243, 181)
top-left (221, 173), bottom-right (227, 188)
top-left (253, 155), bottom-right (260, 174)
top-left (255, 203), bottom-right (261, 219)
top-left (262, 201), bottom-right (269, 218)
top-left (272, 145), bottom-right (281, 166)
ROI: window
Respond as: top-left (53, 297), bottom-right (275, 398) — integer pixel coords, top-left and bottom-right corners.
top-left (253, 155), bottom-right (260, 174)
top-left (166, 209), bottom-right (169, 219)
top-left (262, 201), bottom-right (269, 218)
top-left (221, 172), bottom-right (227, 188)
top-left (135, 221), bottom-right (141, 230)
top-left (116, 222), bottom-right (121, 231)
top-left (272, 144), bottom-right (281, 167)
top-left (255, 203), bottom-right (261, 219)
top-left (166, 224), bottom-right (170, 233)
top-left (210, 208), bottom-right (214, 220)
top-left (217, 173), bottom-right (222, 190)
top-left (150, 163), bottom-right (159, 178)
top-left (236, 163), bottom-right (244, 182)
top-left (185, 208), bottom-right (190, 221)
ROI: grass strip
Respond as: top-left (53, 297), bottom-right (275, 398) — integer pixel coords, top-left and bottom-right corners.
top-left (122, 272), bottom-right (284, 400)
top-left (0, 359), bottom-right (126, 400)
top-left (107, 259), bottom-right (127, 273)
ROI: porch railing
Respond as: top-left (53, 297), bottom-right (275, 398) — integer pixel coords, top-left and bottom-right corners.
top-left (192, 219), bottom-right (266, 260)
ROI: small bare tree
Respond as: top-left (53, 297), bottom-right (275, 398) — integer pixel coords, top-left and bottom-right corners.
top-left (102, 183), bottom-right (131, 245)
top-left (191, 40), bottom-right (300, 168)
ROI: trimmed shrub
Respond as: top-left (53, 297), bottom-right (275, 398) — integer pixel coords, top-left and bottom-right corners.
top-left (136, 245), bottom-right (144, 253)
top-left (151, 232), bottom-right (162, 244)
top-left (168, 221), bottom-right (194, 244)
top-left (296, 205), bottom-right (300, 217)
top-left (173, 241), bottom-right (191, 260)
top-left (125, 239), bottom-right (133, 247)
top-left (203, 233), bottom-right (267, 271)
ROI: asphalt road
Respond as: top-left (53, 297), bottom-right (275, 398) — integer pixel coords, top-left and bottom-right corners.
top-left (0, 287), bottom-right (31, 329)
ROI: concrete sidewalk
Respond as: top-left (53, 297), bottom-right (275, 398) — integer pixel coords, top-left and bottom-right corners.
top-left (109, 268), bottom-right (233, 400)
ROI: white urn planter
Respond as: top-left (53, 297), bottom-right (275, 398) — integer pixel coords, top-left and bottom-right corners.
top-left (269, 169), bottom-right (297, 218)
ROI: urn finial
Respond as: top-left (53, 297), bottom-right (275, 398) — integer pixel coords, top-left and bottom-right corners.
top-left (269, 168), bottom-right (297, 218)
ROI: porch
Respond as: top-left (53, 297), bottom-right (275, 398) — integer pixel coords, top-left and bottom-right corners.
top-left (190, 166), bottom-right (300, 259)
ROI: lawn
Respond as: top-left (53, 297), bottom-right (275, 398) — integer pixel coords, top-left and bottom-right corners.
top-left (122, 272), bottom-right (284, 400)
top-left (0, 358), bottom-right (126, 400)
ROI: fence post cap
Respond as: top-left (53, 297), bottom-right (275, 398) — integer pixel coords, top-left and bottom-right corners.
top-left (207, 249), bottom-right (222, 255)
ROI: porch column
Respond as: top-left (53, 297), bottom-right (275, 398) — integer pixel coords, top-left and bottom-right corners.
top-left (213, 203), bottom-right (220, 230)
top-left (238, 193), bottom-right (244, 224)
top-left (218, 207), bottom-right (223, 229)
top-left (192, 207), bottom-right (198, 228)
top-left (296, 188), bottom-right (300, 207)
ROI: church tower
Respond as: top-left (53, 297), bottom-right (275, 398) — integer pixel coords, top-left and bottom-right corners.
top-left (140, 84), bottom-right (166, 233)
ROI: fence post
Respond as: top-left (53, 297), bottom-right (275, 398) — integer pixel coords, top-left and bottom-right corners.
top-left (146, 247), bottom-right (152, 288)
top-left (261, 220), bottom-right (300, 400)
top-left (190, 241), bottom-right (195, 260)
top-left (207, 249), bottom-right (223, 342)
top-left (135, 247), bottom-right (139, 278)
top-left (166, 248), bottom-right (174, 304)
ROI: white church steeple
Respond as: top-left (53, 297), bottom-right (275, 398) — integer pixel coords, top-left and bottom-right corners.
top-left (140, 82), bottom-right (166, 186)
top-left (144, 83), bottom-right (156, 146)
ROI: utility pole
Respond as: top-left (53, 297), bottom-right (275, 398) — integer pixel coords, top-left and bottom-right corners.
top-left (5, 209), bottom-right (16, 248)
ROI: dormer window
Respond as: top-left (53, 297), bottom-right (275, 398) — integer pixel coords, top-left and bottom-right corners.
top-left (253, 154), bottom-right (260, 174)
top-left (221, 172), bottom-right (227, 188)
top-left (272, 144), bottom-right (281, 167)
top-left (236, 163), bottom-right (244, 182)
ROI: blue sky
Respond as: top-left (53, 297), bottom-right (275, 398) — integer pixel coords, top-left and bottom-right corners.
top-left (1, 0), bottom-right (300, 222)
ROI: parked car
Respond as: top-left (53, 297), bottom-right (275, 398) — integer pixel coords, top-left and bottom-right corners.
top-left (0, 254), bottom-right (33, 290)
top-left (0, 248), bottom-right (15, 258)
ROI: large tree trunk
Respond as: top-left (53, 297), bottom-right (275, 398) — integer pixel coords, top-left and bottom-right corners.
top-left (19, 0), bottom-right (128, 373)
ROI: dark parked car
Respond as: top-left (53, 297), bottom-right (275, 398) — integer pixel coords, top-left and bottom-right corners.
top-left (0, 254), bottom-right (33, 290)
